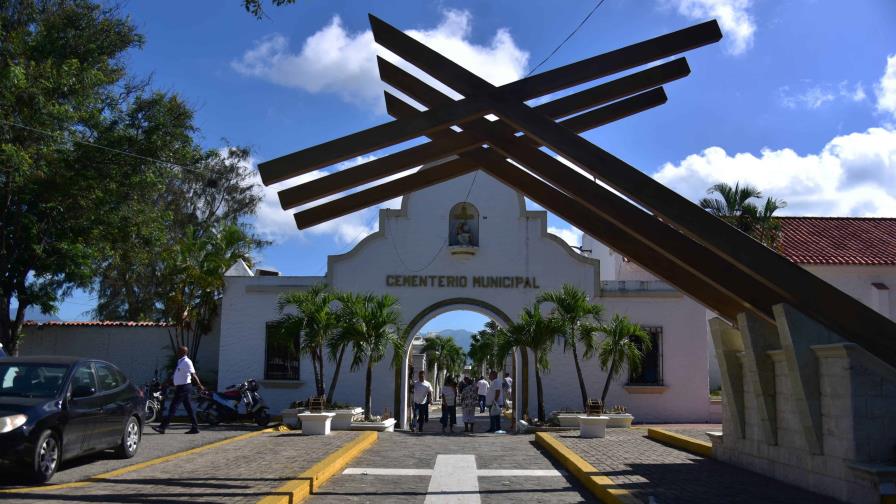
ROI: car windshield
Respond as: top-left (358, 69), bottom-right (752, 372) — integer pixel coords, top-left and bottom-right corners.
top-left (0, 363), bottom-right (69, 398)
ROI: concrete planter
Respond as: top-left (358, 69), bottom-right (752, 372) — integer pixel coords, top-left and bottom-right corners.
top-left (605, 413), bottom-right (634, 428)
top-left (330, 407), bottom-right (364, 430)
top-left (280, 408), bottom-right (301, 428)
top-left (299, 412), bottom-right (335, 435)
top-left (350, 418), bottom-right (396, 432)
top-left (578, 416), bottom-right (609, 438)
top-left (552, 412), bottom-right (584, 427)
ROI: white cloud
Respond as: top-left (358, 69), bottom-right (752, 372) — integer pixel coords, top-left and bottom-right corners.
top-left (548, 226), bottom-right (582, 247)
top-left (778, 81), bottom-right (867, 110)
top-left (654, 127), bottom-right (896, 217)
top-left (251, 155), bottom-right (408, 245)
top-left (232, 10), bottom-right (528, 111)
top-left (876, 54), bottom-right (896, 121)
top-left (663, 0), bottom-right (756, 55)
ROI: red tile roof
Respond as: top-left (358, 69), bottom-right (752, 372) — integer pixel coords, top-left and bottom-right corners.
top-left (778, 217), bottom-right (896, 265)
top-left (24, 321), bottom-right (172, 327)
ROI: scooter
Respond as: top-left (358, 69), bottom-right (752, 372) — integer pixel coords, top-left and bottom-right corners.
top-left (196, 378), bottom-right (270, 427)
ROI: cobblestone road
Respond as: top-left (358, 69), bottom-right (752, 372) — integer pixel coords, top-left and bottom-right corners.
top-left (307, 430), bottom-right (596, 503)
top-left (0, 424), bottom-right (263, 487)
top-left (554, 429), bottom-right (843, 504)
top-left (639, 423), bottom-right (722, 443)
top-left (2, 429), bottom-right (360, 503)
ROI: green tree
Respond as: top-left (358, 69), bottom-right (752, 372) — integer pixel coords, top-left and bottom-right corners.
top-left (1, 0), bottom-right (155, 354)
top-left (699, 182), bottom-right (786, 248)
top-left (537, 284), bottom-right (603, 409)
top-left (500, 304), bottom-right (560, 422)
top-left (468, 320), bottom-right (503, 375)
top-left (276, 284), bottom-right (339, 398)
top-left (162, 223), bottom-right (260, 363)
top-left (421, 334), bottom-right (464, 387)
top-left (243, 0), bottom-right (296, 18)
top-left (597, 314), bottom-right (652, 406)
top-left (340, 293), bottom-right (404, 420)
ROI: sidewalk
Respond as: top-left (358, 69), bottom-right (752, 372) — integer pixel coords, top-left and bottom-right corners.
top-left (551, 428), bottom-right (843, 503)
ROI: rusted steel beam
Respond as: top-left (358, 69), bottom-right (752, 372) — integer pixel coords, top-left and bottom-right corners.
top-left (258, 18), bottom-right (720, 185)
top-left (370, 15), bottom-right (896, 364)
top-left (293, 87), bottom-right (667, 228)
top-left (277, 58), bottom-right (684, 211)
top-left (384, 94), bottom-right (749, 323)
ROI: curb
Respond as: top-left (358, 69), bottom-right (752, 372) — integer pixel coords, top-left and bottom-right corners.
top-left (646, 428), bottom-right (713, 458)
top-left (1, 427), bottom-right (276, 494)
top-left (534, 432), bottom-right (641, 504)
top-left (257, 430), bottom-right (379, 504)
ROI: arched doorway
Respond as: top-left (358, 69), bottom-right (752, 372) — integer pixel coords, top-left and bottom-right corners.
top-left (397, 298), bottom-right (523, 431)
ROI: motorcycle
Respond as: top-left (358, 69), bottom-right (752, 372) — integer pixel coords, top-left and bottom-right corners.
top-left (142, 374), bottom-right (165, 423)
top-left (196, 378), bottom-right (270, 427)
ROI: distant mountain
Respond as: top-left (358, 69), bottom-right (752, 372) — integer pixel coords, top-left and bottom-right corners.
top-left (434, 329), bottom-right (475, 352)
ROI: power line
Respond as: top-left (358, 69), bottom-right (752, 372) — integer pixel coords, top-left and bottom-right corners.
top-left (526, 0), bottom-right (608, 77)
top-left (0, 119), bottom-right (214, 176)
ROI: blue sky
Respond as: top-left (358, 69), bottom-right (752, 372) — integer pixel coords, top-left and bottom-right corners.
top-left (53, 0), bottom-right (896, 328)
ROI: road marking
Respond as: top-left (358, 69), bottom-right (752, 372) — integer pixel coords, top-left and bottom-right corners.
top-left (426, 454), bottom-right (479, 504)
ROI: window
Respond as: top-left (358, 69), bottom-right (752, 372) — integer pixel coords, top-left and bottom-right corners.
top-left (70, 364), bottom-right (98, 396)
top-left (0, 364), bottom-right (68, 398)
top-left (628, 326), bottom-right (662, 385)
top-left (94, 363), bottom-right (123, 392)
top-left (264, 322), bottom-right (300, 380)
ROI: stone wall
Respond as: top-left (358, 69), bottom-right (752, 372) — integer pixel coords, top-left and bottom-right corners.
top-left (710, 308), bottom-right (896, 503)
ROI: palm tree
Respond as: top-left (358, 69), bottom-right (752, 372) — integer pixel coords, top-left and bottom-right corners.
top-left (340, 293), bottom-right (404, 420)
top-left (501, 304), bottom-right (560, 422)
top-left (537, 284), bottom-right (603, 409)
top-left (421, 335), bottom-right (464, 390)
top-left (468, 320), bottom-right (503, 375)
top-left (325, 295), bottom-right (357, 405)
top-left (597, 314), bottom-right (652, 406)
top-left (275, 284), bottom-right (338, 398)
top-left (699, 181), bottom-right (786, 247)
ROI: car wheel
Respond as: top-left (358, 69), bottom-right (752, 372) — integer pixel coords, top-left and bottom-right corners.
top-left (254, 409), bottom-right (271, 427)
top-left (116, 416), bottom-right (141, 459)
top-left (29, 430), bottom-right (60, 484)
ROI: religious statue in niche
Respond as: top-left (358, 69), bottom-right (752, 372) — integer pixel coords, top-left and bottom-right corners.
top-left (449, 202), bottom-right (479, 247)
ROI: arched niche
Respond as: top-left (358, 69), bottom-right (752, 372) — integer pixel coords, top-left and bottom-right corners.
top-left (448, 202), bottom-right (479, 247)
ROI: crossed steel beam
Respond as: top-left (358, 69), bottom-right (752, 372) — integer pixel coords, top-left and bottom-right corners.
top-left (258, 15), bottom-right (896, 366)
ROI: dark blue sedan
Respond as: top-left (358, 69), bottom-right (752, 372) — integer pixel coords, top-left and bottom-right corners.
top-left (0, 356), bottom-right (144, 483)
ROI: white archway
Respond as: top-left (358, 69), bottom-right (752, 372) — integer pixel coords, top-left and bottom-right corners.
top-left (398, 298), bottom-right (523, 431)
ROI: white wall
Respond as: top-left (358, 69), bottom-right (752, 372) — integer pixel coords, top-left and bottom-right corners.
top-left (19, 324), bottom-right (220, 387)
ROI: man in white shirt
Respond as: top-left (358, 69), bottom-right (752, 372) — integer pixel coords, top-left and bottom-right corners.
top-left (153, 346), bottom-right (205, 435)
top-left (411, 370), bottom-right (432, 433)
top-left (487, 370), bottom-right (508, 433)
top-left (476, 376), bottom-right (490, 413)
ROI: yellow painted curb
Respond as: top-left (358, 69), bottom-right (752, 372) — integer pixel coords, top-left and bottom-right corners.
top-left (534, 432), bottom-right (641, 504)
top-left (257, 430), bottom-right (379, 504)
top-left (647, 428), bottom-right (713, 458)
top-left (1, 427), bottom-right (276, 494)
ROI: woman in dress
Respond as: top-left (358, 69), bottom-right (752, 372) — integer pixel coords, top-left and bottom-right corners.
top-left (440, 376), bottom-right (458, 433)
top-left (460, 376), bottom-right (478, 433)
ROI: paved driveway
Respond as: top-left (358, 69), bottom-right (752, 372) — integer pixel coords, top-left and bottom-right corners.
top-left (0, 424), bottom-right (265, 487)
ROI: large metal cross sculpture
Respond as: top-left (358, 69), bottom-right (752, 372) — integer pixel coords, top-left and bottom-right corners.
top-left (258, 15), bottom-right (896, 366)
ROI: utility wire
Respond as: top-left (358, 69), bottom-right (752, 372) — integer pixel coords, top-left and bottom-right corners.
top-left (526, 0), bottom-right (608, 77)
top-left (0, 119), bottom-right (215, 176)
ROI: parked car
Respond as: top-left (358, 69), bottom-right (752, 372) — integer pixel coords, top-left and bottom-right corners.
top-left (0, 356), bottom-right (145, 483)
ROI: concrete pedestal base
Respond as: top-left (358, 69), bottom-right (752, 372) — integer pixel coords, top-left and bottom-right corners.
top-left (605, 413), bottom-right (634, 428)
top-left (578, 416), bottom-right (609, 438)
top-left (299, 412), bottom-right (335, 435)
top-left (331, 408), bottom-right (364, 430)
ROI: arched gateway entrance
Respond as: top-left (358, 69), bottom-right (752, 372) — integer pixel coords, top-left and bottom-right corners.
top-left (399, 298), bottom-right (521, 430)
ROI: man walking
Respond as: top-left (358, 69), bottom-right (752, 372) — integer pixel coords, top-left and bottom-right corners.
top-left (486, 370), bottom-right (506, 433)
top-left (412, 370), bottom-right (433, 433)
top-left (476, 375), bottom-right (489, 413)
top-left (153, 346), bottom-right (205, 434)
